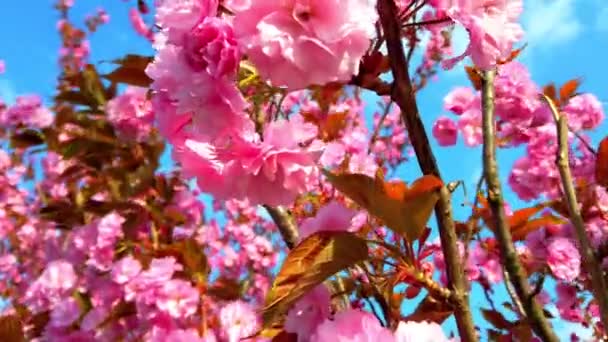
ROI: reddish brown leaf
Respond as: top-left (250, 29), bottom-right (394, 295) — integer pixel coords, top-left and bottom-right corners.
top-left (465, 66), bottom-right (483, 90)
top-left (542, 83), bottom-right (558, 103)
top-left (404, 294), bottom-right (452, 324)
top-left (103, 55), bottom-right (154, 87)
top-left (323, 170), bottom-right (443, 241)
top-left (497, 44), bottom-right (527, 65)
top-left (511, 215), bottom-right (565, 241)
top-left (0, 315), bottom-right (25, 342)
top-left (482, 309), bottom-right (514, 330)
top-left (596, 136), bottom-right (608, 187)
top-left (559, 78), bottom-right (581, 102)
top-left (262, 231), bottom-right (369, 327)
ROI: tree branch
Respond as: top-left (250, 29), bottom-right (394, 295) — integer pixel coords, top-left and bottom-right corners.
top-left (542, 94), bottom-right (608, 335)
top-left (377, 1), bottom-right (477, 341)
top-left (481, 69), bottom-right (558, 342)
top-left (263, 205), bottom-right (298, 249)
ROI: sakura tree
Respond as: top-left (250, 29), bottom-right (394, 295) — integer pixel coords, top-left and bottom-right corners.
top-left (0, 0), bottom-right (607, 341)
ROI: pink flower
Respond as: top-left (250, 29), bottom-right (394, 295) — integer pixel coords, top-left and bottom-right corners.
top-left (106, 87), bottom-right (154, 141)
top-left (299, 201), bottom-right (357, 241)
top-left (155, 0), bottom-right (219, 44)
top-left (444, 86), bottom-right (475, 115)
top-left (183, 115), bottom-right (322, 206)
top-left (146, 44), bottom-right (252, 139)
top-left (219, 300), bottom-right (259, 342)
top-left (184, 17), bottom-right (240, 78)
top-left (0, 60), bottom-right (4, 74)
top-left (432, 116), bottom-right (458, 146)
top-left (546, 237), bottom-right (580, 281)
top-left (50, 297), bottom-right (81, 327)
top-left (24, 260), bottom-right (77, 312)
top-left (285, 285), bottom-right (331, 341)
top-left (111, 255), bottom-right (142, 284)
top-left (311, 309), bottom-right (394, 342)
top-left (563, 94), bottom-right (604, 131)
top-left (233, 0), bottom-right (378, 89)
top-left (394, 320), bottom-right (451, 342)
top-left (438, 0), bottom-right (525, 69)
top-left (457, 102), bottom-right (482, 147)
top-left (155, 279), bottom-right (200, 318)
top-left (1, 95), bottom-right (53, 128)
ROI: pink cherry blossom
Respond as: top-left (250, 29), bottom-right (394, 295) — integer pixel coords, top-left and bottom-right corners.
top-left (432, 116), bottom-right (458, 146)
top-left (233, 0), bottom-right (378, 89)
top-left (155, 279), bottom-right (200, 318)
top-left (184, 17), bottom-right (240, 78)
top-left (311, 309), bottom-right (394, 342)
top-left (219, 300), bottom-right (260, 342)
top-left (285, 285), bottom-right (332, 341)
top-left (443, 86), bottom-right (475, 115)
top-left (394, 320), bottom-right (451, 342)
top-left (50, 297), bottom-right (81, 327)
top-left (155, 0), bottom-right (219, 44)
top-left (183, 115), bottom-right (322, 206)
top-left (437, 0), bottom-right (525, 69)
top-left (546, 237), bottom-right (581, 282)
top-left (299, 201), bottom-right (358, 240)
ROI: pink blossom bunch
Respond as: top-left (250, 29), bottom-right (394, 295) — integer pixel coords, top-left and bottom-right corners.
top-left (0, 95), bottom-right (53, 128)
top-left (147, 0), bottom-right (325, 206)
top-left (430, 0), bottom-right (525, 69)
top-left (106, 86), bottom-right (155, 141)
top-left (232, 0), bottom-right (378, 89)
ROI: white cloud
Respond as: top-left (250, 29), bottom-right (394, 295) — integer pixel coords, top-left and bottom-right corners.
top-left (522, 0), bottom-right (582, 49)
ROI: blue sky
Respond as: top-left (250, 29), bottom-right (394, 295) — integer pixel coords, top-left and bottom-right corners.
top-left (1, 0), bottom-right (608, 339)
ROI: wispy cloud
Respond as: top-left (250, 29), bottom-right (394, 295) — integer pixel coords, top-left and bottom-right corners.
top-left (521, 0), bottom-right (582, 49)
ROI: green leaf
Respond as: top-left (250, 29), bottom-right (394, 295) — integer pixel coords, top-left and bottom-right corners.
top-left (262, 231), bottom-right (369, 327)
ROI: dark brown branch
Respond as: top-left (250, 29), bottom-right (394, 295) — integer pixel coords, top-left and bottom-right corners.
top-left (377, 1), bottom-right (477, 341)
top-left (542, 95), bottom-right (608, 335)
top-left (263, 205), bottom-right (298, 249)
top-left (481, 70), bottom-right (558, 342)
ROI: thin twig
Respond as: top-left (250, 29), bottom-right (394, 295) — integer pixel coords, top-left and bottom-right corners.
top-left (368, 100), bottom-right (394, 152)
top-left (502, 268), bottom-right (525, 318)
top-left (263, 205), bottom-right (298, 249)
top-left (481, 70), bottom-right (558, 342)
top-left (377, 1), bottom-right (477, 341)
top-left (542, 94), bottom-right (608, 335)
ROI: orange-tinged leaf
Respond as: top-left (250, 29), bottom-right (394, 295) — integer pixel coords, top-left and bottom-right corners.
top-left (559, 78), bottom-right (581, 102)
top-left (596, 136), bottom-right (608, 187)
top-left (465, 66), bottom-right (482, 90)
top-left (321, 112), bottom-right (348, 141)
top-left (262, 231), bottom-right (368, 326)
top-left (542, 83), bottom-right (558, 104)
top-left (511, 215), bottom-right (565, 241)
top-left (497, 44), bottom-right (527, 65)
top-left (103, 54), bottom-right (154, 87)
top-left (0, 315), bottom-right (25, 342)
top-left (482, 309), bottom-right (514, 330)
top-left (404, 294), bottom-right (452, 324)
top-left (323, 170), bottom-right (442, 241)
